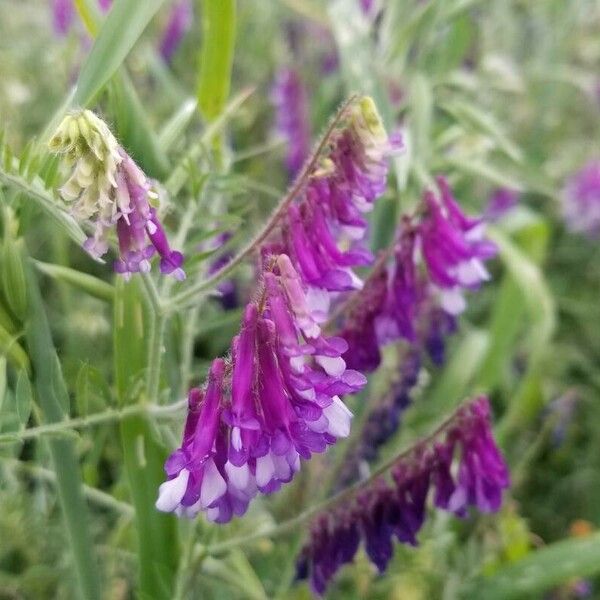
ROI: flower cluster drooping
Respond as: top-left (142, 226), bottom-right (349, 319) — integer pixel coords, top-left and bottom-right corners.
top-left (296, 396), bottom-right (510, 595)
top-left (49, 110), bottom-right (185, 280)
top-left (157, 96), bottom-right (399, 521)
top-left (271, 68), bottom-right (311, 177)
top-left (339, 177), bottom-right (495, 373)
top-left (561, 160), bottom-right (600, 238)
top-left (156, 256), bottom-right (366, 522)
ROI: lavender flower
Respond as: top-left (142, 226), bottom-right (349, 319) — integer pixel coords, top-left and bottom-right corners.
top-left (49, 110), bottom-right (185, 280)
top-left (297, 396), bottom-right (509, 594)
top-left (561, 161), bottom-right (600, 238)
top-left (156, 255), bottom-right (366, 522)
top-left (159, 0), bottom-right (193, 63)
top-left (271, 68), bottom-right (311, 177)
top-left (51, 0), bottom-right (75, 36)
top-left (420, 176), bottom-right (497, 315)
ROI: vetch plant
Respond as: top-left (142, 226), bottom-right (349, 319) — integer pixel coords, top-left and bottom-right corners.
top-left (6, 2), bottom-right (596, 599)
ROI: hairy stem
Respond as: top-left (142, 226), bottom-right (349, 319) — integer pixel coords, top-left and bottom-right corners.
top-left (168, 95), bottom-right (358, 311)
top-left (0, 399), bottom-right (187, 444)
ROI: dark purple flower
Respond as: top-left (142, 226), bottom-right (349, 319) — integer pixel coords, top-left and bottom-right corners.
top-left (271, 68), bottom-right (311, 177)
top-left (297, 396), bottom-right (509, 594)
top-left (159, 0), bottom-right (193, 63)
top-left (207, 232), bottom-right (238, 309)
top-left (562, 160), bottom-right (600, 238)
top-left (420, 177), bottom-right (497, 315)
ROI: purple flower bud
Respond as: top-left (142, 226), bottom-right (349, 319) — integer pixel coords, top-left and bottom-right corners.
top-left (562, 160), bottom-right (600, 238)
top-left (159, 0), bottom-right (193, 63)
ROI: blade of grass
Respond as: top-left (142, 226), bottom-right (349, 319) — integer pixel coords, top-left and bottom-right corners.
top-left (23, 255), bottom-right (101, 600)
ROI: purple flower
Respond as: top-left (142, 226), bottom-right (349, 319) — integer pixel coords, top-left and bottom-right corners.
top-left (420, 177), bottom-right (497, 315)
top-left (206, 232), bottom-right (238, 310)
top-left (51, 0), bottom-right (75, 36)
top-left (159, 0), bottom-right (193, 63)
top-left (49, 110), bottom-right (185, 280)
top-left (562, 160), bottom-right (600, 238)
top-left (272, 68), bottom-right (311, 177)
top-left (98, 0), bottom-right (112, 11)
top-left (273, 97), bottom-right (400, 299)
top-left (157, 256), bottom-right (366, 522)
top-left (485, 187), bottom-right (519, 221)
top-left (297, 396), bottom-right (509, 594)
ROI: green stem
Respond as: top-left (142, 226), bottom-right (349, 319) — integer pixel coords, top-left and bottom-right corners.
top-left (0, 399), bottom-right (186, 444)
top-left (3, 458), bottom-right (134, 516)
top-left (147, 314), bottom-right (166, 403)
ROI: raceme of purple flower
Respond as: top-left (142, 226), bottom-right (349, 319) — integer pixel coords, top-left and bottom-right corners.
top-left (156, 255), bottom-right (366, 523)
top-left (338, 178), bottom-right (495, 373)
top-left (269, 96), bottom-right (401, 297)
top-left (159, 0), bottom-right (193, 63)
top-left (49, 110), bottom-right (185, 280)
top-left (296, 395), bottom-right (510, 595)
top-left (271, 68), bottom-right (311, 177)
top-left (561, 160), bottom-right (600, 238)
top-left (420, 176), bottom-right (497, 316)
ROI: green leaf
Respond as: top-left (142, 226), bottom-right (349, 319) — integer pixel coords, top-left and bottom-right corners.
top-left (15, 370), bottom-right (32, 427)
top-left (73, 0), bottom-right (168, 107)
top-left (159, 98), bottom-right (198, 151)
top-left (0, 324), bottom-right (30, 374)
top-left (461, 532), bottom-right (600, 599)
top-left (197, 0), bottom-right (237, 120)
top-left (34, 260), bottom-right (114, 302)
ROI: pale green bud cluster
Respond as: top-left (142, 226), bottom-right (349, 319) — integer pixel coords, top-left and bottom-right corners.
top-left (49, 110), bottom-right (124, 222)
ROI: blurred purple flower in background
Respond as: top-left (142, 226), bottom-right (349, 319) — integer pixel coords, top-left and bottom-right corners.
top-left (562, 161), bottom-right (600, 238)
top-left (159, 0), bottom-right (193, 64)
top-left (485, 187), bottom-right (519, 221)
top-left (51, 0), bottom-right (75, 37)
top-left (271, 68), bottom-right (311, 177)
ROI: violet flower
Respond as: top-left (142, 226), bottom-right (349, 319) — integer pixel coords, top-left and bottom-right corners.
top-left (271, 68), bottom-right (311, 177)
top-left (297, 396), bottom-right (509, 594)
top-left (51, 0), bottom-right (75, 36)
top-left (49, 110), bottom-right (185, 280)
top-left (156, 255), bottom-right (366, 522)
top-left (420, 176), bottom-right (497, 315)
top-left (274, 97), bottom-right (401, 297)
top-left (561, 160), bottom-right (600, 238)
top-left (159, 0), bottom-right (193, 63)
